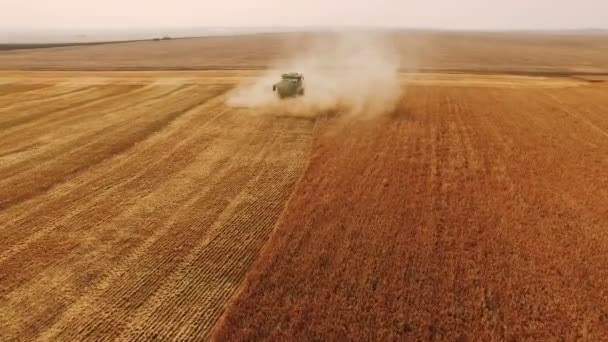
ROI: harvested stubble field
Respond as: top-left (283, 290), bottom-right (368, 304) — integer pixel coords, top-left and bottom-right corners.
top-left (0, 71), bottom-right (315, 340)
top-left (1, 31), bottom-right (608, 341)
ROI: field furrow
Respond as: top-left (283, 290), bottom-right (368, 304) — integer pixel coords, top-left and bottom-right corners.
top-left (0, 85), bottom-right (141, 130)
top-left (0, 83), bottom-right (57, 103)
top-left (0, 85), bottom-right (225, 210)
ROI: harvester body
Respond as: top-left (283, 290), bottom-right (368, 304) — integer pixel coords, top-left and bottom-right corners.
top-left (273, 73), bottom-right (305, 99)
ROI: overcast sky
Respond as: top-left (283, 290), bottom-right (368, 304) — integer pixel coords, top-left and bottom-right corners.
top-left (3, 0), bottom-right (607, 31)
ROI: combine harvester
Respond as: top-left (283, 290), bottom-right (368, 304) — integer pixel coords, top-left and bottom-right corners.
top-left (272, 73), bottom-right (305, 99)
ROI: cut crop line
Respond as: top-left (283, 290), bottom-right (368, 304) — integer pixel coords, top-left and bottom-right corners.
top-left (0, 94), bottom-right (228, 264)
top-left (0, 83), bottom-right (204, 179)
top-left (0, 85), bottom-right (101, 114)
top-left (0, 83), bottom-right (56, 102)
top-left (14, 98), bottom-right (232, 324)
top-left (0, 84), bottom-right (148, 136)
top-left (0, 87), bottom-right (228, 235)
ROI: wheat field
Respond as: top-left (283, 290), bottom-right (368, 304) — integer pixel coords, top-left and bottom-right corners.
top-left (1, 32), bottom-right (608, 340)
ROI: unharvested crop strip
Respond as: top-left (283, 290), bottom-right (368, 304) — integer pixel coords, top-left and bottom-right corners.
top-left (213, 85), bottom-right (608, 340)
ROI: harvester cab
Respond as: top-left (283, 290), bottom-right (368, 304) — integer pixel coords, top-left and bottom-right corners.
top-left (272, 73), bottom-right (305, 99)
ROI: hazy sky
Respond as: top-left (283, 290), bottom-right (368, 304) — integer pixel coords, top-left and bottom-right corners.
top-left (3, 0), bottom-right (607, 31)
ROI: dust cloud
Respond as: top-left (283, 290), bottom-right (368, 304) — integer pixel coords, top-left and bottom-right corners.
top-left (226, 32), bottom-right (402, 119)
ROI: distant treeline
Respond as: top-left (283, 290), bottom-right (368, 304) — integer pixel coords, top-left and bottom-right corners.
top-left (0, 41), bottom-right (139, 51)
top-left (0, 37), bottom-right (175, 51)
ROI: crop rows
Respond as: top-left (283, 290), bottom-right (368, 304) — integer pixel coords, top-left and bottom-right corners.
top-left (214, 80), bottom-right (608, 340)
top-left (2, 70), bottom-right (607, 341)
top-left (0, 73), bottom-right (315, 340)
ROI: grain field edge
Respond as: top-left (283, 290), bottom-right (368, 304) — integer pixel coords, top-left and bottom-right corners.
top-left (207, 114), bottom-right (331, 339)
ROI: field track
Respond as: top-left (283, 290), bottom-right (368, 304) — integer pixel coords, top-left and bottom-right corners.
top-left (0, 71), bottom-right (315, 340)
top-left (214, 77), bottom-right (608, 340)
